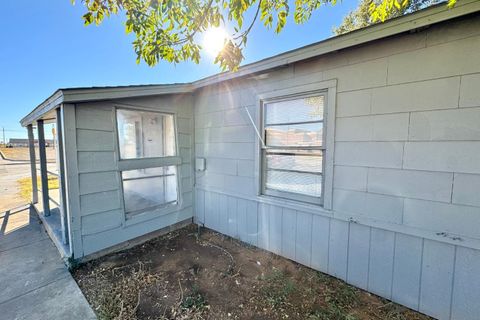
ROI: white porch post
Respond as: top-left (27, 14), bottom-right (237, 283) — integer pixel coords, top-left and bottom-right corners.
top-left (27, 124), bottom-right (38, 204)
top-left (37, 119), bottom-right (50, 216)
top-left (56, 107), bottom-right (69, 244)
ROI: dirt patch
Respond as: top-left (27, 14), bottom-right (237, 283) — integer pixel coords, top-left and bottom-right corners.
top-left (0, 147), bottom-right (56, 161)
top-left (72, 225), bottom-right (432, 320)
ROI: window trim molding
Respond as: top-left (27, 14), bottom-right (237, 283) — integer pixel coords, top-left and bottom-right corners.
top-left (255, 79), bottom-right (337, 210)
top-left (112, 104), bottom-right (184, 220)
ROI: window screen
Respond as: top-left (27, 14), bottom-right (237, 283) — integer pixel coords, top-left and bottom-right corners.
top-left (262, 95), bottom-right (325, 204)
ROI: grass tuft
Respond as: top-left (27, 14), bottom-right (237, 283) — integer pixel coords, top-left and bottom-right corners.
top-left (17, 176), bottom-right (59, 201)
top-left (261, 268), bottom-right (296, 308)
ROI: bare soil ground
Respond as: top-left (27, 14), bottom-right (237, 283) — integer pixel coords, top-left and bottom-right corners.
top-left (0, 147), bottom-right (56, 161)
top-left (73, 225), bottom-right (432, 320)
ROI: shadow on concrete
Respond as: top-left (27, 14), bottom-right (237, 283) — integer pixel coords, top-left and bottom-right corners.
top-left (0, 205), bottom-right (96, 319)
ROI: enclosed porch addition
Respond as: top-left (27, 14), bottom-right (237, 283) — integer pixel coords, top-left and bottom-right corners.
top-left (20, 87), bottom-right (195, 259)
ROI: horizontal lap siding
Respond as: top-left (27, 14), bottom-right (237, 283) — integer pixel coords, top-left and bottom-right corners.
top-left (194, 15), bottom-right (480, 320)
top-left (76, 104), bottom-right (122, 230)
top-left (74, 94), bottom-right (194, 252)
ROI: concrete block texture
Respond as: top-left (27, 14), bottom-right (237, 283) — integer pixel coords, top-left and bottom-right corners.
top-left (459, 73), bottom-right (480, 108)
top-left (324, 58), bottom-right (388, 92)
top-left (335, 142), bottom-right (404, 169)
top-left (336, 89), bottom-right (372, 117)
top-left (452, 173), bottom-right (480, 207)
top-left (409, 107), bottom-right (480, 141)
top-left (333, 189), bottom-right (404, 223)
top-left (403, 141), bottom-right (480, 174)
top-left (371, 77), bottom-right (460, 114)
top-left (387, 35), bottom-right (480, 84)
top-left (336, 113), bottom-right (409, 141)
top-left (333, 165), bottom-right (368, 192)
top-left (367, 168), bottom-right (453, 202)
top-left (404, 199), bottom-right (480, 239)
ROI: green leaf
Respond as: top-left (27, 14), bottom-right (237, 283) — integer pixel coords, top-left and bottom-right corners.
top-left (83, 12), bottom-right (93, 25)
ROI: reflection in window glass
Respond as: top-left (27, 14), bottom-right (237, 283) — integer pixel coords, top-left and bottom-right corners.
top-left (266, 170), bottom-right (322, 197)
top-left (265, 122), bottom-right (323, 147)
top-left (265, 95), bottom-right (324, 125)
top-left (122, 166), bottom-right (178, 214)
top-left (263, 94), bottom-right (325, 203)
top-left (266, 150), bottom-right (322, 173)
top-left (117, 109), bottom-right (176, 159)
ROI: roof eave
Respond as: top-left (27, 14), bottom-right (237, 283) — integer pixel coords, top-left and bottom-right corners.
top-left (20, 90), bottom-right (64, 127)
top-left (20, 0), bottom-right (480, 126)
top-left (193, 0), bottom-right (480, 88)
top-left (19, 83), bottom-right (194, 127)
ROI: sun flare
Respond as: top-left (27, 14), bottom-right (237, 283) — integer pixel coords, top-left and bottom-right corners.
top-left (202, 27), bottom-right (229, 56)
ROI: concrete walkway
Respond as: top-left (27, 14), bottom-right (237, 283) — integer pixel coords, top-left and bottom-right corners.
top-left (0, 158), bottom-right (96, 319)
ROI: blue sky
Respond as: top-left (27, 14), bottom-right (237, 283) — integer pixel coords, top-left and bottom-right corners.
top-left (0, 0), bottom-right (358, 140)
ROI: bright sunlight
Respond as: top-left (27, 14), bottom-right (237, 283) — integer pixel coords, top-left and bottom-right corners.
top-left (202, 27), bottom-right (229, 56)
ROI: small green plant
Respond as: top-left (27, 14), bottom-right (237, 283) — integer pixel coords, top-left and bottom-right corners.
top-left (309, 306), bottom-right (358, 320)
top-left (261, 268), bottom-right (296, 308)
top-left (325, 283), bottom-right (358, 309)
top-left (379, 302), bottom-right (409, 320)
top-left (181, 285), bottom-right (208, 311)
top-left (309, 271), bottom-right (359, 320)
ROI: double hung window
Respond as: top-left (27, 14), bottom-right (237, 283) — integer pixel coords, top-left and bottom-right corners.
top-left (116, 108), bottom-right (179, 215)
top-left (262, 94), bottom-right (326, 205)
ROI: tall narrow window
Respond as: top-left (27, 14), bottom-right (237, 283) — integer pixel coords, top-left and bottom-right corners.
top-left (262, 94), bottom-right (325, 205)
top-left (116, 108), bottom-right (179, 215)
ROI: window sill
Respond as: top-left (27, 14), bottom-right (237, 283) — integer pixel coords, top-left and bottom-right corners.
top-left (256, 194), bottom-right (333, 217)
top-left (124, 202), bottom-right (182, 227)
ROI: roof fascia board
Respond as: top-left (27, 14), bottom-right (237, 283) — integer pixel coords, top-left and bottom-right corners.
top-left (61, 83), bottom-right (194, 103)
top-left (20, 84), bottom-right (193, 126)
top-left (193, 0), bottom-right (480, 88)
top-left (20, 90), bottom-right (64, 127)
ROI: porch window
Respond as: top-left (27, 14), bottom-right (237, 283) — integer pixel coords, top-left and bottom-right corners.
top-left (117, 109), bottom-right (176, 159)
top-left (262, 94), bottom-right (325, 205)
top-left (122, 166), bottom-right (178, 213)
top-left (116, 108), bottom-right (179, 215)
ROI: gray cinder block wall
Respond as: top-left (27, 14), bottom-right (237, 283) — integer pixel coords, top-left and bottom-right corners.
top-left (194, 14), bottom-right (480, 320)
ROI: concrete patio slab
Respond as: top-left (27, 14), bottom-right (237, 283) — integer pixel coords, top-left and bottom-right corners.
top-left (0, 205), bottom-right (48, 252)
top-left (0, 275), bottom-right (96, 320)
top-left (0, 157), bottom-right (96, 319)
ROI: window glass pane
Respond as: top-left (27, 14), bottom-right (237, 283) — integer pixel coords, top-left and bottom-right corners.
top-left (266, 122), bottom-right (323, 147)
top-left (265, 95), bottom-right (324, 125)
top-left (266, 151), bottom-right (323, 173)
top-left (122, 166), bottom-right (178, 213)
top-left (117, 109), bottom-right (176, 159)
top-left (266, 170), bottom-right (322, 197)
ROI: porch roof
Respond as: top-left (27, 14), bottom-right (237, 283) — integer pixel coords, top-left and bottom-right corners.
top-left (20, 0), bottom-right (480, 127)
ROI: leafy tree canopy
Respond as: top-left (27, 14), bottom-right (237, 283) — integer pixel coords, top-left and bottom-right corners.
top-left (334, 0), bottom-right (441, 35)
top-left (74, 0), bottom-right (457, 70)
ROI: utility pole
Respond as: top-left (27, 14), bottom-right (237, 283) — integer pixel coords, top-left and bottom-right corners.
top-left (2, 127), bottom-right (5, 146)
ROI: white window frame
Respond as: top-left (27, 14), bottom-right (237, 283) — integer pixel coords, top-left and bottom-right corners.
top-left (114, 105), bottom-right (183, 217)
top-left (255, 80), bottom-right (336, 210)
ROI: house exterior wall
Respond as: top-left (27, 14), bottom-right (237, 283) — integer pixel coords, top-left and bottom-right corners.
top-left (64, 94), bottom-right (195, 258)
top-left (194, 14), bottom-right (480, 320)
